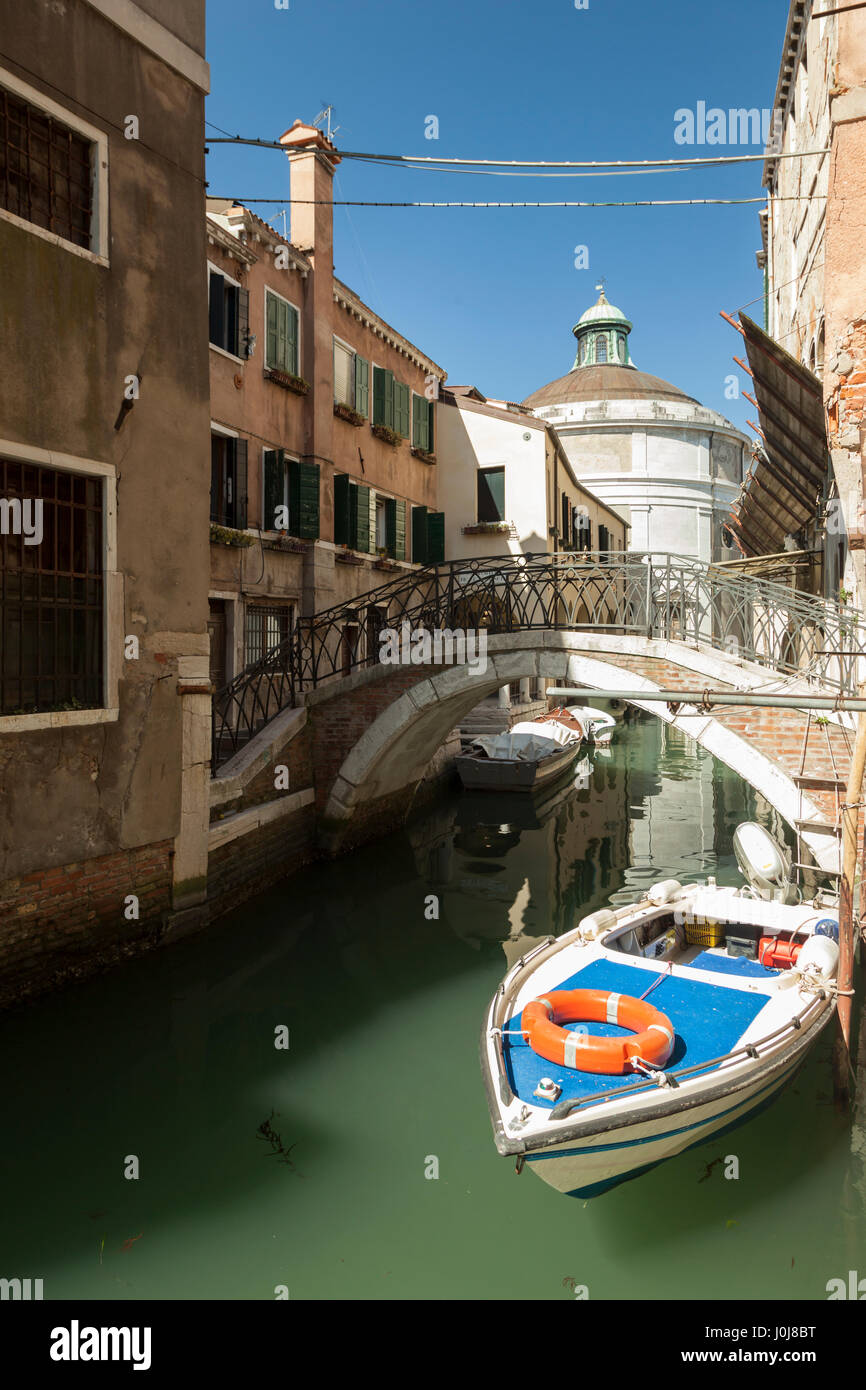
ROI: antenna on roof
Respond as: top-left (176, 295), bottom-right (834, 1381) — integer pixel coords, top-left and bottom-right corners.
top-left (312, 104), bottom-right (341, 141)
top-left (269, 209), bottom-right (288, 239)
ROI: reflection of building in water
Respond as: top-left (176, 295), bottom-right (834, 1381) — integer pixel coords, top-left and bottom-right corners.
top-left (407, 754), bottom-right (629, 965)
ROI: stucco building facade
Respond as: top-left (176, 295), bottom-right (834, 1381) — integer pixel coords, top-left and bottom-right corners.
top-left (755, 0), bottom-right (866, 608)
top-left (206, 123), bottom-right (447, 697)
top-left (0, 0), bottom-right (212, 1001)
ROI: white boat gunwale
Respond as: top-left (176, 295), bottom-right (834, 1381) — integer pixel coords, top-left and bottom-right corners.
top-left (480, 883), bottom-right (838, 1157)
top-left (480, 988), bottom-right (832, 1157)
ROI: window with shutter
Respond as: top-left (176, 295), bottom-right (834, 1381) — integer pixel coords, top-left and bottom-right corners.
top-left (334, 474), bottom-right (351, 546)
top-left (355, 356), bottom-right (369, 417)
top-left (478, 467), bottom-right (505, 523)
top-left (209, 272), bottom-right (243, 356)
top-left (288, 460), bottom-right (320, 540)
top-left (354, 484), bottom-right (371, 553)
top-left (412, 505), bottom-right (428, 564)
top-left (372, 367), bottom-right (395, 428)
top-left (234, 439), bottom-right (248, 529)
top-left (209, 273), bottom-right (225, 348)
top-left (394, 382), bottom-right (411, 438)
top-left (334, 340), bottom-right (354, 406)
top-left (238, 288), bottom-right (249, 359)
top-left (384, 497), bottom-right (397, 557)
top-left (394, 500), bottom-right (406, 561)
top-left (427, 511), bottom-right (445, 564)
top-left (266, 291), bottom-right (299, 374)
top-left (412, 394), bottom-right (433, 451)
top-left (263, 449), bottom-right (286, 531)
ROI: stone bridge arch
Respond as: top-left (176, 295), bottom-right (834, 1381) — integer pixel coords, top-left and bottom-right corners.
top-left (314, 631), bottom-right (846, 872)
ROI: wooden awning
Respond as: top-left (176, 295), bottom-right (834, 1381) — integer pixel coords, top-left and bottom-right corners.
top-left (721, 312), bottom-right (830, 557)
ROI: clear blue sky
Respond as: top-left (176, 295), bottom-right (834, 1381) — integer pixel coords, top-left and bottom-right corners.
top-left (204, 0), bottom-right (792, 434)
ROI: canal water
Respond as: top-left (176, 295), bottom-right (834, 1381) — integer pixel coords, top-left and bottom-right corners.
top-left (1, 712), bottom-right (863, 1301)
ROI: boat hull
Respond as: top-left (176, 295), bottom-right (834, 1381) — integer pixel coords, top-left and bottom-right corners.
top-left (456, 741), bottom-right (579, 792)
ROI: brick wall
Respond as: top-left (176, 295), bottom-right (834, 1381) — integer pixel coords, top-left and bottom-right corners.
top-left (0, 841), bottom-right (172, 1008)
top-left (207, 804), bottom-right (317, 917)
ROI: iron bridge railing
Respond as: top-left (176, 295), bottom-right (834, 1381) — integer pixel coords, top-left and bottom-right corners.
top-left (211, 551), bottom-right (866, 769)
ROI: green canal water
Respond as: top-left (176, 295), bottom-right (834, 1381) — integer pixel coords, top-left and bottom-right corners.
top-left (1, 713), bottom-right (863, 1301)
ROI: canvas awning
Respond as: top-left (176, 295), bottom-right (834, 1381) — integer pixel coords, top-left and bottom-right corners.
top-left (722, 312), bottom-right (829, 558)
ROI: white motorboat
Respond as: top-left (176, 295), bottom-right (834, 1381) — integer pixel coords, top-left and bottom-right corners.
top-left (565, 705), bottom-right (618, 746)
top-left (480, 823), bottom-right (841, 1198)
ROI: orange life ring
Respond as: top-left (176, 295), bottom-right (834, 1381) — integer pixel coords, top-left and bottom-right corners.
top-left (520, 988), bottom-right (675, 1075)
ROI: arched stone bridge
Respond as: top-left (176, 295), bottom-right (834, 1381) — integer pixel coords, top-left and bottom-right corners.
top-left (210, 554), bottom-right (866, 876)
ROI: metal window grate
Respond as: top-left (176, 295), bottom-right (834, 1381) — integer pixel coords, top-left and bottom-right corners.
top-left (0, 459), bottom-right (103, 714)
top-left (0, 87), bottom-right (93, 249)
top-left (245, 604), bottom-right (294, 667)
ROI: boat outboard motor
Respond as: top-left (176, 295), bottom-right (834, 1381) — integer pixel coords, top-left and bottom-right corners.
top-left (733, 822), bottom-right (798, 904)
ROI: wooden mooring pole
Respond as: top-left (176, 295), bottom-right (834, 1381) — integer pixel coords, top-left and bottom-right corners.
top-left (834, 696), bottom-right (866, 1107)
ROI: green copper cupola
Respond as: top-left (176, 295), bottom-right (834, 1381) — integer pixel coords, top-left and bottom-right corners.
top-left (572, 282), bottom-right (635, 369)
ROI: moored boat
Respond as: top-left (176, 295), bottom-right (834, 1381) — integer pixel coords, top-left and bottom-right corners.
top-left (564, 705), bottom-right (618, 746)
top-left (479, 823), bottom-right (841, 1197)
top-left (456, 716), bottom-right (583, 793)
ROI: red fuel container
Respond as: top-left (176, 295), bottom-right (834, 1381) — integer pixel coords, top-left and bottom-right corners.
top-left (758, 936), bottom-right (802, 970)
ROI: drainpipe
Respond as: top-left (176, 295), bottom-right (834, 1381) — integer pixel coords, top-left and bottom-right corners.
top-left (835, 693), bottom-right (866, 1107)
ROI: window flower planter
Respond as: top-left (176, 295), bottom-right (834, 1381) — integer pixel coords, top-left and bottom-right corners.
top-left (371, 424), bottom-right (403, 447)
top-left (210, 523), bottom-right (254, 548)
top-left (373, 558), bottom-right (397, 572)
top-left (265, 367), bottom-right (310, 395)
top-left (462, 522), bottom-right (512, 536)
top-left (334, 402), bottom-right (366, 427)
top-left (411, 447), bottom-right (436, 465)
top-left (335, 549), bottom-right (365, 566)
top-left (265, 535), bottom-right (308, 553)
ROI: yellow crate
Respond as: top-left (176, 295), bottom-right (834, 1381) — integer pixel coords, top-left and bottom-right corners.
top-left (683, 916), bottom-right (726, 949)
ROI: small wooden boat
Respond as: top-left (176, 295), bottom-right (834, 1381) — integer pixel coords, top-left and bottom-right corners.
top-left (456, 717), bottom-right (582, 792)
top-left (480, 822), bottom-right (840, 1197)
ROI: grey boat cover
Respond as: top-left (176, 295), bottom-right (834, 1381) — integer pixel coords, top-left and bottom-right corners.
top-left (469, 729), bottom-right (571, 762)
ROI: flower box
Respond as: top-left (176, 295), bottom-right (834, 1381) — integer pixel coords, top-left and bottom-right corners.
top-left (373, 558), bottom-right (397, 572)
top-left (334, 402), bottom-right (366, 427)
top-left (210, 523), bottom-right (255, 548)
top-left (265, 535), bottom-right (308, 553)
top-left (411, 447), bottom-right (437, 465)
top-left (371, 424), bottom-right (403, 447)
top-left (462, 522), bottom-right (512, 536)
top-left (335, 549), bottom-right (365, 566)
top-left (265, 368), bottom-right (310, 395)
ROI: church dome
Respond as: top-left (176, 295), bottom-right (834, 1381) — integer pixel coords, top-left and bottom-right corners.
top-left (523, 284), bottom-right (699, 406)
top-left (524, 365), bottom-right (698, 409)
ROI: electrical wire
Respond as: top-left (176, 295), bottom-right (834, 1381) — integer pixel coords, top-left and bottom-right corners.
top-left (205, 195), bottom-right (822, 208)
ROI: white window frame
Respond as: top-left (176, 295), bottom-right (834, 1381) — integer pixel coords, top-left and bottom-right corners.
top-left (264, 285), bottom-right (301, 376)
top-left (333, 334), bottom-right (357, 408)
top-left (0, 436), bottom-right (119, 732)
top-left (0, 66), bottom-right (109, 265)
top-left (208, 260), bottom-right (245, 365)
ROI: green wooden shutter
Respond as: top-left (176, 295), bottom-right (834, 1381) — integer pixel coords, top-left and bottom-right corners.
top-left (395, 382), bottom-right (410, 437)
top-left (412, 504), bottom-right (429, 564)
top-left (412, 394), bottom-right (423, 448)
top-left (289, 459), bottom-right (320, 539)
top-left (354, 483), bottom-right (371, 553)
top-left (369, 488), bottom-right (377, 552)
top-left (234, 438), bottom-right (248, 529)
top-left (384, 498), bottom-right (397, 557)
top-left (395, 499), bottom-right (406, 561)
top-left (355, 356), bottom-right (369, 417)
top-left (373, 367), bottom-right (395, 427)
top-left (427, 511), bottom-right (445, 564)
top-left (287, 302), bottom-right (299, 375)
top-left (237, 288), bottom-right (250, 357)
top-left (263, 449), bottom-right (284, 530)
top-left (426, 400), bottom-right (434, 453)
top-left (334, 473), bottom-right (351, 546)
top-left (209, 273), bottom-right (225, 347)
top-left (266, 293), bottom-right (279, 370)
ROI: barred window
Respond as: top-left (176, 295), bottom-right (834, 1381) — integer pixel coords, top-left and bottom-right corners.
top-left (0, 458), bottom-right (103, 715)
top-left (0, 85), bottom-right (94, 250)
top-left (245, 604), bottom-right (294, 666)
